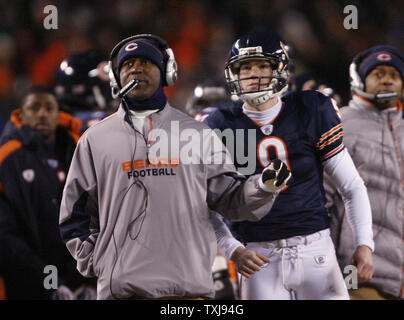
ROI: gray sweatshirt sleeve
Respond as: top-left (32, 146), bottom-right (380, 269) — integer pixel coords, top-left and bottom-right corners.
top-left (59, 135), bottom-right (100, 277)
top-left (204, 129), bottom-right (278, 221)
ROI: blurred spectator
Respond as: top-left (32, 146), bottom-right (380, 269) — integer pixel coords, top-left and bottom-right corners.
top-left (325, 45), bottom-right (404, 300)
top-left (0, 86), bottom-right (96, 299)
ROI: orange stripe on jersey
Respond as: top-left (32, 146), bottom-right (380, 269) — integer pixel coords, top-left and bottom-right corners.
top-left (251, 119), bottom-right (264, 127)
top-left (0, 140), bottom-right (22, 165)
top-left (321, 143), bottom-right (344, 161)
top-left (317, 132), bottom-right (344, 150)
top-left (317, 124), bottom-right (343, 147)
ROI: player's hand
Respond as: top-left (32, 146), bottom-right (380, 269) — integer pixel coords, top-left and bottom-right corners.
top-left (231, 246), bottom-right (270, 278)
top-left (261, 159), bottom-right (293, 192)
top-left (350, 245), bottom-right (374, 283)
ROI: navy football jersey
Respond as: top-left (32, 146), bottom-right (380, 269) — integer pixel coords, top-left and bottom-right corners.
top-left (195, 99), bottom-right (243, 122)
top-left (204, 90), bottom-right (344, 242)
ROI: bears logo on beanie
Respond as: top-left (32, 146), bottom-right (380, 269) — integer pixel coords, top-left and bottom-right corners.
top-left (117, 38), bottom-right (165, 77)
top-left (358, 45), bottom-right (404, 81)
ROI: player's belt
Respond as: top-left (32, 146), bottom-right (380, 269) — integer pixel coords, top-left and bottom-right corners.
top-left (249, 228), bottom-right (330, 248)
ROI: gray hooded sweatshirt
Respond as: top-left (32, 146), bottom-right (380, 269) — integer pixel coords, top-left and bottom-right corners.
top-left (59, 104), bottom-right (278, 299)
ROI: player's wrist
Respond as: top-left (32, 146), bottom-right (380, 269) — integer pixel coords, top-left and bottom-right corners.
top-left (356, 238), bottom-right (374, 252)
top-left (356, 243), bottom-right (374, 253)
top-left (230, 246), bottom-right (247, 262)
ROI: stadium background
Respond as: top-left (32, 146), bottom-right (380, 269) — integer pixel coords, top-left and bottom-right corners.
top-left (0, 0), bottom-right (403, 121)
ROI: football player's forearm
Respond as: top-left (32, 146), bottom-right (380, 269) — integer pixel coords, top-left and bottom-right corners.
top-left (324, 149), bottom-right (374, 251)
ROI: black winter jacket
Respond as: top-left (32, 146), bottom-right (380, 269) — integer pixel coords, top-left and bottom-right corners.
top-left (0, 109), bottom-right (90, 299)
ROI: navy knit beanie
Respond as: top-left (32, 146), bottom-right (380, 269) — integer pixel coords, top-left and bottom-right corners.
top-left (117, 38), bottom-right (164, 75)
top-left (358, 45), bottom-right (404, 81)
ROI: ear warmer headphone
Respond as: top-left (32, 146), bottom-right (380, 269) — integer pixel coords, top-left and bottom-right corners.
top-left (108, 34), bottom-right (178, 98)
top-left (349, 46), bottom-right (404, 102)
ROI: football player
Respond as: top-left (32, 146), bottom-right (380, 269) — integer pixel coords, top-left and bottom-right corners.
top-left (54, 50), bottom-right (117, 133)
top-left (204, 30), bottom-right (374, 300)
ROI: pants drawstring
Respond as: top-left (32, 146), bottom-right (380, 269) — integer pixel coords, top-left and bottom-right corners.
top-left (281, 246), bottom-right (299, 300)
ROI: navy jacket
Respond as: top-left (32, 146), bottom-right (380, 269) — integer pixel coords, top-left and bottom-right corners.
top-left (0, 109), bottom-right (89, 299)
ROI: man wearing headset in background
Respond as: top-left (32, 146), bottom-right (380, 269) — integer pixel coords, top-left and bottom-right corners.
top-left (58, 34), bottom-right (292, 300)
top-left (325, 45), bottom-right (404, 300)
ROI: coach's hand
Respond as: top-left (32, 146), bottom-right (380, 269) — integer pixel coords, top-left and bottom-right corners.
top-left (231, 246), bottom-right (270, 278)
top-left (350, 245), bottom-right (374, 283)
top-left (261, 159), bottom-right (293, 192)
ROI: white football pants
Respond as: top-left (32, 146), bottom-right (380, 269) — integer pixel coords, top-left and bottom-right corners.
top-left (239, 229), bottom-right (349, 300)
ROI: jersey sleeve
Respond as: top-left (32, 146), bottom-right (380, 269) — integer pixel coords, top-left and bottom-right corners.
top-left (323, 148), bottom-right (374, 251)
top-left (202, 109), bottom-right (226, 130)
top-left (314, 95), bottom-right (344, 162)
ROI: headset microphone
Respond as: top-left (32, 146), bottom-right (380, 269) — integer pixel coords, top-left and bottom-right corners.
top-left (357, 90), bottom-right (398, 103)
top-left (116, 79), bottom-right (140, 98)
top-left (375, 92), bottom-right (398, 100)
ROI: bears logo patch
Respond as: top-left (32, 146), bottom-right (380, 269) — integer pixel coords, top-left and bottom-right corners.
top-left (261, 124), bottom-right (273, 135)
top-left (22, 169), bottom-right (35, 183)
top-left (125, 42), bottom-right (138, 52)
top-left (377, 53), bottom-right (391, 61)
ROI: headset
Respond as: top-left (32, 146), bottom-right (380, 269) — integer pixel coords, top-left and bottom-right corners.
top-left (108, 33), bottom-right (178, 99)
top-left (349, 47), bottom-right (404, 103)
